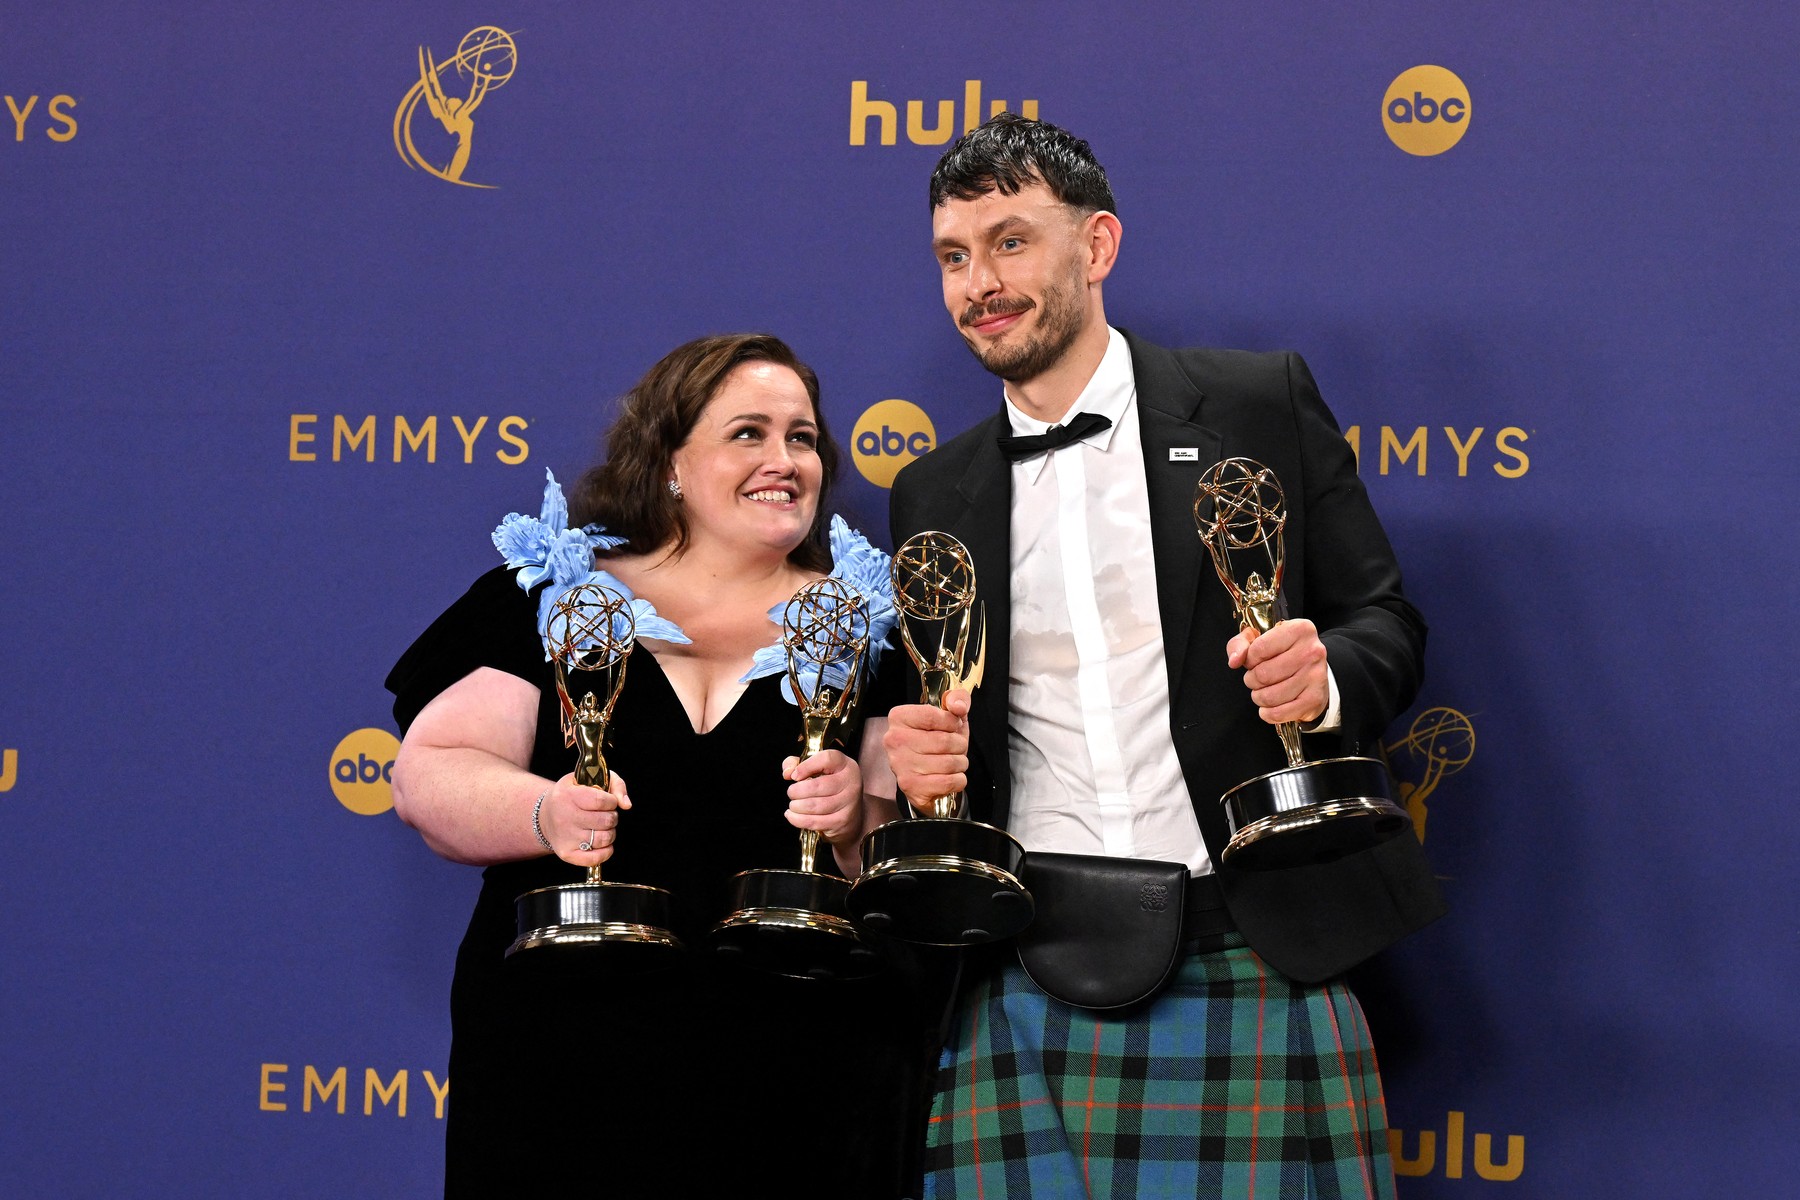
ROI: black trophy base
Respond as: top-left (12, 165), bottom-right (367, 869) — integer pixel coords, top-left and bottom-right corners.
top-left (508, 881), bottom-right (683, 972)
top-left (1220, 756), bottom-right (1410, 871)
top-left (848, 818), bottom-right (1034, 946)
top-left (711, 869), bottom-right (880, 981)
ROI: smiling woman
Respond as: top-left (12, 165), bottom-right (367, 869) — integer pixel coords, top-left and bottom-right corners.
top-left (569, 334), bottom-right (840, 574)
top-left (575, 338), bottom-right (842, 736)
top-left (384, 334), bottom-right (929, 1198)
top-left (667, 361), bottom-right (825, 564)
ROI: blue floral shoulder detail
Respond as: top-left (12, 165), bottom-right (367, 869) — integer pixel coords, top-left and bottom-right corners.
top-left (492, 469), bottom-right (691, 658)
top-left (742, 515), bottom-right (898, 705)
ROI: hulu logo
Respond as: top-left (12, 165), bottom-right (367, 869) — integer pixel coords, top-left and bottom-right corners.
top-left (1390, 1111), bottom-right (1524, 1182)
top-left (849, 80), bottom-right (1038, 146)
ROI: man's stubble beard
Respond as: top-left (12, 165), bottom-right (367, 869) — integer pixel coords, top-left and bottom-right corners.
top-left (962, 266), bottom-right (1087, 384)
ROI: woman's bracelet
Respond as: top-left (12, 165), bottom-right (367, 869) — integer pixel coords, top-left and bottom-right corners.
top-left (531, 787), bottom-right (553, 853)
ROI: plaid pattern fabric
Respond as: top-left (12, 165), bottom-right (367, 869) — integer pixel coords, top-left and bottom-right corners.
top-left (923, 939), bottom-right (1395, 1199)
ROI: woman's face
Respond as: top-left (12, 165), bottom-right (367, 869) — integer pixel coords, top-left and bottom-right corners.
top-left (668, 361), bottom-right (823, 560)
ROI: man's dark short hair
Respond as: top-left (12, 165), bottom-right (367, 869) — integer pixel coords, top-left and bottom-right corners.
top-left (928, 112), bottom-right (1116, 215)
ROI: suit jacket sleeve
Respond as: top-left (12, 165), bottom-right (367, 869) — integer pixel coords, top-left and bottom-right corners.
top-left (1191, 348), bottom-right (1443, 983)
top-left (1281, 352), bottom-right (1427, 752)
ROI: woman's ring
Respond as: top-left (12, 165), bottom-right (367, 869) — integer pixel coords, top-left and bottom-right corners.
top-left (578, 829), bottom-right (599, 852)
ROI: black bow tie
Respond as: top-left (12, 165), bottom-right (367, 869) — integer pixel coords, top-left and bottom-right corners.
top-left (996, 411), bottom-right (1113, 462)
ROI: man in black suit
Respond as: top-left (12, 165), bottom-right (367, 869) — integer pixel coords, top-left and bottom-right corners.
top-left (884, 114), bottom-right (1442, 1197)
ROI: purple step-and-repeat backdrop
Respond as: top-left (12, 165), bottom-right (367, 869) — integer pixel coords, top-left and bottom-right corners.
top-left (3, 3), bottom-right (1795, 1195)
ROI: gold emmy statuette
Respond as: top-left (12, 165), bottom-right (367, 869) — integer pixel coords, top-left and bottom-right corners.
top-left (1195, 458), bottom-right (1409, 870)
top-left (847, 532), bottom-right (1034, 946)
top-left (507, 582), bottom-right (683, 964)
top-left (710, 579), bottom-right (881, 980)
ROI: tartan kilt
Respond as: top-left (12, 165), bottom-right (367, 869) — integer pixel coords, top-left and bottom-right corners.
top-left (922, 938), bottom-right (1395, 1199)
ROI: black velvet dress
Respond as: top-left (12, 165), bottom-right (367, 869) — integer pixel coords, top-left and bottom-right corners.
top-left (388, 566), bottom-right (934, 1199)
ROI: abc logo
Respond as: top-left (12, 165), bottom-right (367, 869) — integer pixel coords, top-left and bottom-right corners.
top-left (330, 727), bottom-right (400, 816)
top-left (851, 399), bottom-right (936, 488)
top-left (1382, 65), bottom-right (1471, 157)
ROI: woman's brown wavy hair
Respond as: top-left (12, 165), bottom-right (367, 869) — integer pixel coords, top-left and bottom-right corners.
top-left (567, 333), bottom-right (838, 573)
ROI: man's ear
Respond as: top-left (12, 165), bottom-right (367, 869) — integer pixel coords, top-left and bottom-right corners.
top-left (1085, 210), bottom-right (1123, 283)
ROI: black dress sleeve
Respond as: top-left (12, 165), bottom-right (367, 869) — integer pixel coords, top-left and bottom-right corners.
top-left (385, 565), bottom-right (550, 735)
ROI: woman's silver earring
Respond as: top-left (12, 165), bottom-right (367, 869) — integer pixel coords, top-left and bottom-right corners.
top-left (667, 479), bottom-right (682, 499)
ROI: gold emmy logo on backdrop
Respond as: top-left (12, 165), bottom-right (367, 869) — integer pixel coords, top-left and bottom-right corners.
top-left (0, 747), bottom-right (16, 792)
top-left (393, 26), bottom-right (519, 188)
top-left (1386, 706), bottom-right (1475, 842)
top-left (1382, 65), bottom-right (1471, 157)
top-left (330, 728), bottom-right (401, 816)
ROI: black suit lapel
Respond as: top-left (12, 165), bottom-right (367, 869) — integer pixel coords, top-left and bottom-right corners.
top-left (1125, 333), bottom-right (1224, 712)
top-left (948, 419), bottom-right (1014, 823)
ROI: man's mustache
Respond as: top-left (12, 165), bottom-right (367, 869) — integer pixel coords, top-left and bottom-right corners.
top-left (961, 298), bottom-right (1034, 328)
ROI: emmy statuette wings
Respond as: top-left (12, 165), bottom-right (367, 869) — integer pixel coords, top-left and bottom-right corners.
top-left (498, 480), bottom-right (903, 974)
top-left (1194, 458), bottom-right (1410, 869)
top-left (711, 577), bottom-right (883, 981)
top-left (508, 582), bottom-right (684, 961)
top-left (495, 471), bottom-right (684, 964)
top-left (846, 531), bottom-right (1035, 947)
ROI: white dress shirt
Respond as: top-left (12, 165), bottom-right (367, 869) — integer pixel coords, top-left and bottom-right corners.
top-left (1002, 329), bottom-right (1344, 875)
top-left (1004, 328), bottom-right (1214, 873)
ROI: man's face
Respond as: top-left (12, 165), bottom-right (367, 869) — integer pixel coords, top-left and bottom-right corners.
top-left (931, 182), bottom-right (1094, 384)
